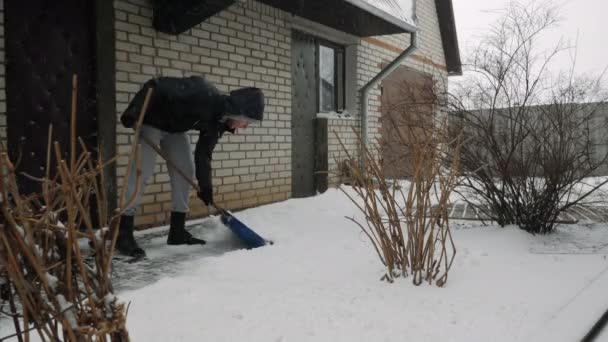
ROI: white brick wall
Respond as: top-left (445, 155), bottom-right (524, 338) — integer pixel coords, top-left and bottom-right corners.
top-left (379, 0), bottom-right (447, 67)
top-left (114, 0), bottom-right (292, 226)
top-left (357, 41), bottom-right (448, 150)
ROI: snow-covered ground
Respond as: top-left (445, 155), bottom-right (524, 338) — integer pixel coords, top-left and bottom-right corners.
top-left (2, 187), bottom-right (608, 341)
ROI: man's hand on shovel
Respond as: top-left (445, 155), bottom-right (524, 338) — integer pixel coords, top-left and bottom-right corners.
top-left (197, 186), bottom-right (213, 206)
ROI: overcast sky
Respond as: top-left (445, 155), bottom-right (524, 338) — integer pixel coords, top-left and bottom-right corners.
top-left (450, 0), bottom-right (608, 83)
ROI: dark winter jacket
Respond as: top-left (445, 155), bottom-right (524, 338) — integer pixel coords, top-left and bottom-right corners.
top-left (120, 76), bottom-right (264, 200)
top-left (121, 76), bottom-right (226, 133)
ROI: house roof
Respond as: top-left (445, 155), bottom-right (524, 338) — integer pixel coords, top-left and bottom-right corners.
top-left (257, 0), bottom-right (416, 36)
top-left (435, 0), bottom-right (462, 75)
top-left (151, 0), bottom-right (461, 74)
top-left (263, 0), bottom-right (462, 74)
top-left (344, 0), bottom-right (417, 32)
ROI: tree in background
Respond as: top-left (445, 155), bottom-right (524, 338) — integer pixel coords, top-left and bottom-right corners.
top-left (448, 0), bottom-right (608, 234)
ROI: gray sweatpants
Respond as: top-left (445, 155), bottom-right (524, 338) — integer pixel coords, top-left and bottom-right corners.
top-left (123, 124), bottom-right (194, 216)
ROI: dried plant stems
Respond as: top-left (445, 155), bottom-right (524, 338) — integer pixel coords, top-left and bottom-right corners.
top-left (338, 116), bottom-right (461, 286)
top-left (0, 75), bottom-right (152, 341)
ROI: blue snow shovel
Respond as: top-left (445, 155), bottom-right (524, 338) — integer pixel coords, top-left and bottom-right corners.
top-left (142, 136), bottom-right (271, 249)
top-left (213, 205), bottom-right (269, 249)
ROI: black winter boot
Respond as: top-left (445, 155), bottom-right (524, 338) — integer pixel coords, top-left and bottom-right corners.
top-left (115, 215), bottom-right (146, 257)
top-left (167, 212), bottom-right (206, 245)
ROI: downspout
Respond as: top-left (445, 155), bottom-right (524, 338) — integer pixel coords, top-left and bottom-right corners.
top-left (360, 31), bottom-right (417, 165)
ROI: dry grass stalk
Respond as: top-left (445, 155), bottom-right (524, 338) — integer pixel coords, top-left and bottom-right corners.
top-left (337, 115), bottom-right (462, 286)
top-left (0, 76), bottom-right (153, 341)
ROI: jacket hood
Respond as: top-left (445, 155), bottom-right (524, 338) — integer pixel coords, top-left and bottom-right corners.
top-left (224, 87), bottom-right (265, 121)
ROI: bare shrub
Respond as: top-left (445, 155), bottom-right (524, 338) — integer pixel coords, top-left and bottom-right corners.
top-left (448, 1), bottom-right (608, 234)
top-left (0, 76), bottom-right (151, 341)
top-left (337, 108), bottom-right (461, 285)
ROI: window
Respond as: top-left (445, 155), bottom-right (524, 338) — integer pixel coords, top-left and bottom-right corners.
top-left (318, 42), bottom-right (345, 113)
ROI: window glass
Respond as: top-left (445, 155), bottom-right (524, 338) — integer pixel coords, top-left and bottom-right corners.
top-left (319, 45), bottom-right (335, 112)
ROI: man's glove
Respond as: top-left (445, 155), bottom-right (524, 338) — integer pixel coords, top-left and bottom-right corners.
top-left (198, 187), bottom-right (213, 206)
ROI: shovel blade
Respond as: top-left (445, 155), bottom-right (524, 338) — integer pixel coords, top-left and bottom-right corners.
top-left (220, 213), bottom-right (267, 248)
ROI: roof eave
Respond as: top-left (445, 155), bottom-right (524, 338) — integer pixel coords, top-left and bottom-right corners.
top-left (257, 0), bottom-right (416, 37)
top-left (344, 0), bottom-right (418, 34)
top-left (435, 0), bottom-right (462, 75)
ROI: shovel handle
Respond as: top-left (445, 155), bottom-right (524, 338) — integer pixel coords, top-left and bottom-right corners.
top-left (140, 134), bottom-right (229, 215)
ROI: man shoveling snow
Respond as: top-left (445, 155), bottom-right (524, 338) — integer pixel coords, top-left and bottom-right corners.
top-left (117, 75), bottom-right (265, 259)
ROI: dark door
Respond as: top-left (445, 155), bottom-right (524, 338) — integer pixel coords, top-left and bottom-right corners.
top-left (291, 31), bottom-right (317, 198)
top-left (5, 0), bottom-right (98, 195)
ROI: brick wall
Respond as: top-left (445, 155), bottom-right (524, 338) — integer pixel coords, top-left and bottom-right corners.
top-left (357, 0), bottom-right (449, 145)
top-left (325, 0), bottom-right (449, 185)
top-left (114, 0), bottom-right (292, 227)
